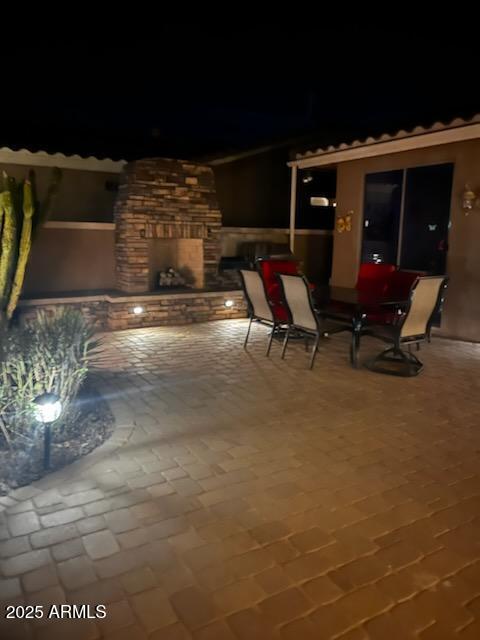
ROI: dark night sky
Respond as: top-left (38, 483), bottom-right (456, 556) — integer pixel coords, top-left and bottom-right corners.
top-left (3, 24), bottom-right (480, 161)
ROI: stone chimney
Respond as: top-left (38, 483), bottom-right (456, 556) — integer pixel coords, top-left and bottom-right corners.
top-left (114, 158), bottom-right (222, 293)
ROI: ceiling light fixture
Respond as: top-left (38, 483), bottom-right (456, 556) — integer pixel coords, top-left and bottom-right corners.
top-left (302, 172), bottom-right (313, 184)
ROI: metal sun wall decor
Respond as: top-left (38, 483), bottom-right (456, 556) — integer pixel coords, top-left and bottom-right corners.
top-left (336, 210), bottom-right (354, 233)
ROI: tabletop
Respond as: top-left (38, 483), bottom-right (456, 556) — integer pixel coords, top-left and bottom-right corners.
top-left (315, 285), bottom-right (409, 309)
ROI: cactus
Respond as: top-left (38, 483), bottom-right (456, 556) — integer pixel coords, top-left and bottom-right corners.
top-left (0, 169), bottom-right (61, 323)
top-left (0, 176), bottom-right (18, 311)
top-left (6, 180), bottom-right (34, 320)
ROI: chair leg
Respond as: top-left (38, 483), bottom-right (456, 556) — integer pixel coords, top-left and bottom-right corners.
top-left (266, 324), bottom-right (276, 356)
top-left (281, 327), bottom-right (291, 359)
top-left (243, 317), bottom-right (253, 349)
top-left (366, 345), bottom-right (423, 377)
top-left (309, 334), bottom-right (320, 370)
top-left (350, 330), bottom-right (361, 368)
top-left (405, 348), bottom-right (422, 367)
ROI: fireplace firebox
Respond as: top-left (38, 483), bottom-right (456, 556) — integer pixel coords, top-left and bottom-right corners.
top-left (148, 238), bottom-right (204, 290)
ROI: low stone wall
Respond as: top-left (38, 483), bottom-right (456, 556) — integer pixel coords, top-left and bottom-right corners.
top-left (19, 290), bottom-right (247, 331)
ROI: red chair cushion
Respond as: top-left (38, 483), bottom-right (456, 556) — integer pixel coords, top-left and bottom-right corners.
top-left (361, 268), bottom-right (424, 326)
top-left (328, 266), bottom-right (424, 327)
top-left (355, 263), bottom-right (395, 325)
top-left (257, 259), bottom-right (300, 323)
top-left (258, 260), bottom-right (299, 282)
top-left (356, 263), bottom-right (396, 296)
top-left (386, 270), bottom-right (424, 299)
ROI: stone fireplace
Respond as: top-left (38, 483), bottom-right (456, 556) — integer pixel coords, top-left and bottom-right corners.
top-left (114, 158), bottom-right (222, 293)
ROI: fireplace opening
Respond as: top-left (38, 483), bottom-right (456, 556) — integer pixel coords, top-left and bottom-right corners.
top-left (147, 238), bottom-right (204, 291)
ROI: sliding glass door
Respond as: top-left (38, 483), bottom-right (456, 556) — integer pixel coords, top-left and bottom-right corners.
top-left (361, 170), bottom-right (403, 265)
top-left (361, 163), bottom-right (453, 274)
top-left (400, 164), bottom-right (453, 274)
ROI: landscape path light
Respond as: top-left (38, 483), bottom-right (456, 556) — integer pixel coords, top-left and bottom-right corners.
top-left (33, 393), bottom-right (62, 470)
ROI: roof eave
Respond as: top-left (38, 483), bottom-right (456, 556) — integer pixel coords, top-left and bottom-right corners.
top-left (0, 147), bottom-right (127, 173)
top-left (289, 116), bottom-right (480, 169)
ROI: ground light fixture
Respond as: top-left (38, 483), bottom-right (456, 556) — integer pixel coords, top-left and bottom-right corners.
top-left (224, 299), bottom-right (234, 308)
top-left (33, 393), bottom-right (62, 470)
top-left (133, 305), bottom-right (144, 315)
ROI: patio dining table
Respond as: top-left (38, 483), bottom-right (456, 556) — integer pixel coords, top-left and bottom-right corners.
top-left (315, 286), bottom-right (410, 368)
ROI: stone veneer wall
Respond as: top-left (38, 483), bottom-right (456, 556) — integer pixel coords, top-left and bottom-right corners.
top-left (115, 158), bottom-right (222, 293)
top-left (19, 290), bottom-right (246, 331)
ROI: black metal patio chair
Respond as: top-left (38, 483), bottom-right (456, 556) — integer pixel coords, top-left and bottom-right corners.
top-left (365, 275), bottom-right (449, 376)
top-left (238, 269), bottom-right (283, 356)
top-left (277, 273), bottom-right (324, 369)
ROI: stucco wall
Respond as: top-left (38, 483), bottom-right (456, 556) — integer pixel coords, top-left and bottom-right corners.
top-left (332, 139), bottom-right (480, 341)
top-left (0, 163), bottom-right (118, 222)
top-left (22, 226), bottom-right (333, 297)
top-left (23, 227), bottom-right (116, 295)
top-left (221, 228), bottom-right (333, 284)
top-left (295, 234), bottom-right (333, 284)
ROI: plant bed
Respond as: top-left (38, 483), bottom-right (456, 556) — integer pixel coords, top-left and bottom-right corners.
top-left (0, 380), bottom-right (114, 494)
top-left (0, 307), bottom-right (113, 495)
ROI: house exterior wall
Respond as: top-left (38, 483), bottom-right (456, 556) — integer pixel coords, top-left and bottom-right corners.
top-left (332, 138), bottom-right (480, 342)
top-left (294, 233), bottom-right (333, 284)
top-left (214, 148), bottom-right (291, 228)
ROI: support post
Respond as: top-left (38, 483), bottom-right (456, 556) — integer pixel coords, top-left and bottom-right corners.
top-left (289, 165), bottom-right (298, 253)
top-left (44, 424), bottom-right (51, 470)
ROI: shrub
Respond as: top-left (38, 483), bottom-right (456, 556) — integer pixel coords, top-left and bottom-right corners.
top-left (0, 307), bottom-right (100, 445)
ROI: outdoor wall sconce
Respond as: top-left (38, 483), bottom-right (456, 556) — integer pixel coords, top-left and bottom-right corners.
top-left (224, 299), bottom-right (234, 308)
top-left (310, 197), bottom-right (337, 208)
top-left (336, 210), bottom-right (353, 233)
top-left (462, 184), bottom-right (480, 215)
top-left (310, 197), bottom-right (330, 207)
top-left (133, 306), bottom-right (144, 315)
top-left (34, 393), bottom-right (62, 470)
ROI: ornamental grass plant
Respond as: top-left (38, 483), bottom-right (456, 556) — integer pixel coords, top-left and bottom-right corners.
top-left (0, 307), bottom-right (100, 446)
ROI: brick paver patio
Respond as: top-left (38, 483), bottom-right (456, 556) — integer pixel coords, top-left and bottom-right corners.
top-left (1, 319), bottom-right (480, 639)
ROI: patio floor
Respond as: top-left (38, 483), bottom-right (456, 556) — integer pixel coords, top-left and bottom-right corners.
top-left (1, 319), bottom-right (480, 639)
